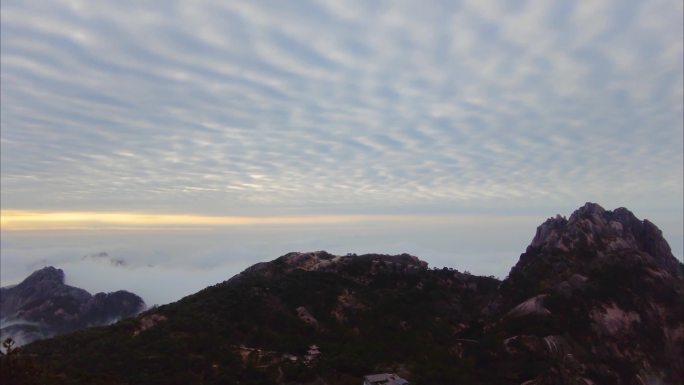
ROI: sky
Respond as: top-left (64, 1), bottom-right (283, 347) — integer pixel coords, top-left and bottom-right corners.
top-left (1, 0), bottom-right (682, 305)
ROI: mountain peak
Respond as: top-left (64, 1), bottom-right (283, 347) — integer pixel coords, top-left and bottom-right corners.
top-left (19, 266), bottom-right (65, 287)
top-left (231, 251), bottom-right (428, 286)
top-left (570, 201), bottom-right (607, 218)
top-left (1, 266), bottom-right (145, 346)
top-left (509, 203), bottom-right (681, 300)
top-left (278, 250), bottom-right (339, 270)
top-left (274, 251), bottom-right (429, 273)
top-left (528, 203), bottom-right (673, 261)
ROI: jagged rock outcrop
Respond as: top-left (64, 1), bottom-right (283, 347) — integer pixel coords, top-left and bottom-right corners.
top-left (494, 203), bottom-right (683, 385)
top-left (524, 203), bottom-right (676, 268)
top-left (0, 267), bottom-right (145, 346)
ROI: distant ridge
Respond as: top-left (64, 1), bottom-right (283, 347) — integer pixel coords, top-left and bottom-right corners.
top-left (0, 266), bottom-right (145, 346)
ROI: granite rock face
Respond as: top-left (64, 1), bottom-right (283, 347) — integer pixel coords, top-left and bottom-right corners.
top-left (526, 203), bottom-right (675, 268)
top-left (495, 203), bottom-right (684, 385)
top-left (0, 267), bottom-right (145, 346)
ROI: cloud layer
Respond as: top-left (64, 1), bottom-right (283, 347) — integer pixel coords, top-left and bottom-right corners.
top-left (1, 0), bottom-right (682, 216)
top-left (0, 213), bottom-right (546, 304)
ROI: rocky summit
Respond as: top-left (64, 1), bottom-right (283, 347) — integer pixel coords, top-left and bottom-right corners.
top-left (0, 266), bottom-right (145, 346)
top-left (495, 203), bottom-right (683, 384)
top-left (1, 203), bottom-right (682, 385)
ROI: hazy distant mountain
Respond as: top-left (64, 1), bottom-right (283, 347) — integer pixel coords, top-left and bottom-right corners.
top-left (3, 203), bottom-right (682, 385)
top-left (0, 266), bottom-right (145, 346)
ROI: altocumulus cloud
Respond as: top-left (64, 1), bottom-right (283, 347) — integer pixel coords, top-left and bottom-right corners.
top-left (1, 0), bottom-right (682, 217)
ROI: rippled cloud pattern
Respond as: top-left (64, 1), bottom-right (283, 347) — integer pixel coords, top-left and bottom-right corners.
top-left (2, 0), bottom-right (682, 216)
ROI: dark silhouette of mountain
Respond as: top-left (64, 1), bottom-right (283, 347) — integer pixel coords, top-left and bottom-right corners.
top-left (2, 203), bottom-right (682, 385)
top-left (0, 266), bottom-right (145, 346)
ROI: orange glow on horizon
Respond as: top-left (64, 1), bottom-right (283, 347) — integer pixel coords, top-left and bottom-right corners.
top-left (0, 210), bottom-right (445, 230)
top-left (0, 210), bottom-right (537, 231)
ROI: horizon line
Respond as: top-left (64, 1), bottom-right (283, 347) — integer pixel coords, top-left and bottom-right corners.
top-left (0, 209), bottom-right (539, 230)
